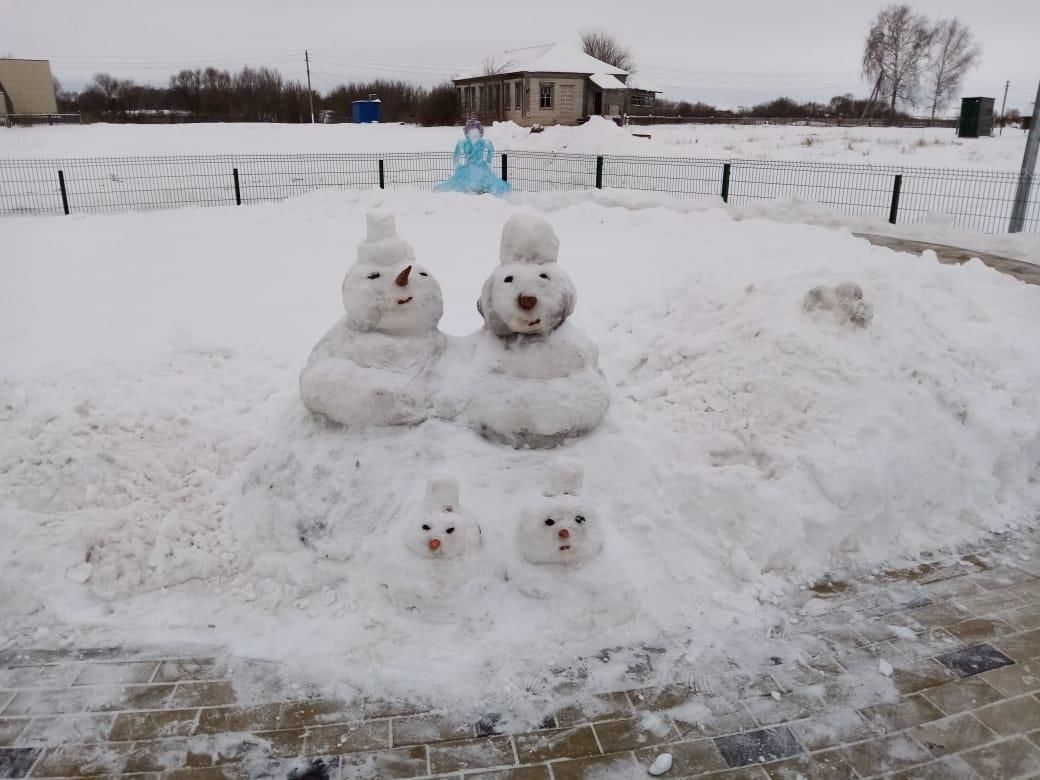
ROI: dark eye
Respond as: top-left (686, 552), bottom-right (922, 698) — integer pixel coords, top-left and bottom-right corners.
top-left (539, 273), bottom-right (550, 280)
top-left (504, 275), bottom-right (514, 283)
top-left (367, 272), bottom-right (381, 280)
top-left (419, 271), bottom-right (428, 277)
top-left (421, 524), bottom-right (431, 531)
top-left (446, 527), bottom-right (455, 534)
top-left (575, 515), bottom-right (586, 524)
top-left (544, 518), bottom-right (555, 526)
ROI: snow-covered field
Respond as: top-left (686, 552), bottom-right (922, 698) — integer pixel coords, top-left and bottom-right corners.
top-left (1, 118), bottom-right (1031, 170)
top-left (3, 189), bottom-right (1039, 710)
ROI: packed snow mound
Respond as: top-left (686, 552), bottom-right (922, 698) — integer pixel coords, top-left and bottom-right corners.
top-left (2, 188), bottom-right (1039, 706)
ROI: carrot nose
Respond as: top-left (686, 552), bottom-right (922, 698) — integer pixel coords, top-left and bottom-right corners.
top-left (395, 266), bottom-right (412, 287)
top-left (518, 294), bottom-right (537, 311)
top-left (428, 537), bottom-right (441, 551)
top-left (558, 529), bottom-right (570, 539)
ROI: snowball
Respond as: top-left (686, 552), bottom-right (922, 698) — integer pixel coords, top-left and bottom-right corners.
top-left (648, 752), bottom-right (673, 776)
top-left (878, 659), bottom-right (894, 677)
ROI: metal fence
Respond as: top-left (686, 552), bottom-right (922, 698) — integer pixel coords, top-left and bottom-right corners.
top-left (1, 151), bottom-right (1036, 234)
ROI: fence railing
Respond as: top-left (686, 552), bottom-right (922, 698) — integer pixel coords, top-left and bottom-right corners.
top-left (1, 151), bottom-right (1036, 234)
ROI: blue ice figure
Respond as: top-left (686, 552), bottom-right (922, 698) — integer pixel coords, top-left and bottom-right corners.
top-left (434, 119), bottom-right (512, 196)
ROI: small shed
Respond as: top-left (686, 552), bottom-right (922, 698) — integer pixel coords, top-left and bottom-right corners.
top-left (352, 94), bottom-right (381, 123)
top-left (958, 97), bottom-right (995, 138)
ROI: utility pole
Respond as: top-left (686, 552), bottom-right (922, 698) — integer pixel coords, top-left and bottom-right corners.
top-left (305, 50), bottom-right (314, 124)
top-left (1009, 79), bottom-right (1040, 233)
top-left (999, 80), bottom-right (1009, 135)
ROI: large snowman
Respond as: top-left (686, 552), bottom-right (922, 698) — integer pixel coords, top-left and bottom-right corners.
top-left (466, 214), bottom-right (610, 448)
top-left (300, 212), bottom-right (445, 427)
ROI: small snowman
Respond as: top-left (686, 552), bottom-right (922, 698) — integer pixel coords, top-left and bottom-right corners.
top-left (404, 476), bottom-right (482, 560)
top-left (465, 213), bottom-right (610, 448)
top-left (516, 457), bottom-right (604, 567)
top-left (300, 212), bottom-right (446, 427)
top-left (380, 476), bottom-right (484, 615)
top-left (508, 459), bottom-right (633, 629)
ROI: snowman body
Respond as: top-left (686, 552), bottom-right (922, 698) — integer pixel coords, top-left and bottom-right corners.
top-left (466, 214), bottom-right (610, 448)
top-left (300, 213), bottom-right (446, 427)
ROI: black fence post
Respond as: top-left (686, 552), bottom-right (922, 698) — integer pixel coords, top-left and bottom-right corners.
top-left (57, 170), bottom-right (70, 215)
top-left (889, 174), bottom-right (903, 224)
top-left (595, 156), bottom-right (604, 189)
top-left (378, 159), bottom-right (385, 189)
top-left (721, 163), bottom-right (731, 203)
top-left (232, 168), bottom-right (242, 205)
top-left (501, 153), bottom-right (508, 183)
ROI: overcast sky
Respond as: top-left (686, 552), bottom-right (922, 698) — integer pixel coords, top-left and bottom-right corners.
top-left (4, 0), bottom-right (1038, 112)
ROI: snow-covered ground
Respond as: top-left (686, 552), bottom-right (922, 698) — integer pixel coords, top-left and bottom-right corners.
top-left (3, 189), bottom-right (1039, 709)
top-left (1, 118), bottom-right (1031, 170)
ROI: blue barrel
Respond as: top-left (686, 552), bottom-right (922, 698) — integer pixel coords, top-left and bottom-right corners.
top-left (352, 99), bottom-right (381, 123)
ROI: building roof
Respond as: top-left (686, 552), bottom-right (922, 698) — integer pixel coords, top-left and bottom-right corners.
top-left (589, 73), bottom-right (627, 91)
top-left (456, 43), bottom-right (628, 80)
top-left (625, 76), bottom-right (661, 93)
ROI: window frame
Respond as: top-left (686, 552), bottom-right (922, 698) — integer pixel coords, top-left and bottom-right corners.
top-left (539, 82), bottom-right (554, 110)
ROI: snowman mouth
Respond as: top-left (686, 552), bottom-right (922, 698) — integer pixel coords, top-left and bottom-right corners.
top-left (397, 297), bottom-right (413, 305)
top-left (559, 544), bottom-right (571, 551)
top-left (526, 319), bottom-right (541, 327)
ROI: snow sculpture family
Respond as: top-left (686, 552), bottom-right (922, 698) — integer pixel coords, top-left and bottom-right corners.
top-left (300, 210), bottom-right (609, 445)
top-left (298, 210), bottom-right (610, 587)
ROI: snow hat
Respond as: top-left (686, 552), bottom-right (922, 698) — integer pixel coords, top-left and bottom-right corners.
top-left (499, 213), bottom-right (560, 265)
top-left (424, 475), bottom-right (460, 512)
top-left (464, 118), bottom-right (484, 136)
top-left (546, 457), bottom-right (584, 497)
top-left (356, 211), bottom-right (416, 268)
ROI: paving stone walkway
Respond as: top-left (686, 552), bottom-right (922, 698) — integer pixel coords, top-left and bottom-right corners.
top-left (5, 528), bottom-right (1040, 779)
top-left (854, 233), bottom-right (1040, 286)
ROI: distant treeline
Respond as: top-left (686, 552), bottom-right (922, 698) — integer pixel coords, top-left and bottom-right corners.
top-left (653, 94), bottom-right (919, 121)
top-left (55, 68), bottom-right (460, 125)
top-left (56, 66), bottom-right (925, 125)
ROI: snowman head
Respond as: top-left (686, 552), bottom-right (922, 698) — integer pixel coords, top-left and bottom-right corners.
top-left (405, 476), bottom-right (479, 559)
top-left (517, 458), bottom-right (603, 565)
top-left (478, 214), bottom-right (576, 337)
top-left (343, 213), bottom-right (444, 336)
top-left (464, 118), bottom-right (484, 141)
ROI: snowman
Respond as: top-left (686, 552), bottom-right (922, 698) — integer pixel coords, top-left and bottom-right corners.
top-left (509, 459), bottom-right (632, 627)
top-left (300, 212), bottom-right (446, 427)
top-left (379, 476), bottom-right (485, 615)
top-left (516, 458), bottom-right (604, 567)
top-left (465, 213), bottom-right (610, 448)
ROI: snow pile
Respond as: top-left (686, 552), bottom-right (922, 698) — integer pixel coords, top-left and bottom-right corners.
top-left (2, 120), bottom-right (1028, 171)
top-left (2, 188), bottom-right (1039, 707)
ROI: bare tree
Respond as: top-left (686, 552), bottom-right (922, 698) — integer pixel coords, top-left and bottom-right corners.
top-left (580, 30), bottom-right (635, 73)
top-left (924, 18), bottom-right (980, 120)
top-left (862, 5), bottom-right (935, 120)
top-left (481, 54), bottom-right (516, 76)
